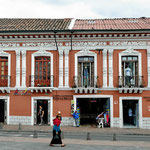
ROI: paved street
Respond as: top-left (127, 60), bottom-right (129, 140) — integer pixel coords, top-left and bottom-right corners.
top-left (1, 125), bottom-right (150, 149)
top-left (0, 137), bottom-right (150, 150)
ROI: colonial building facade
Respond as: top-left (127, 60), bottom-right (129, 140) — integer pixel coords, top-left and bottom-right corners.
top-left (0, 18), bottom-right (150, 128)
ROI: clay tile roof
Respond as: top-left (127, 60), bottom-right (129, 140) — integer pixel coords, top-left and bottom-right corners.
top-left (0, 18), bottom-right (72, 32)
top-left (73, 17), bottom-right (150, 30)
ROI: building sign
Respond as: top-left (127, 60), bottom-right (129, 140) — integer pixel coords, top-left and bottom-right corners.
top-left (53, 95), bottom-right (73, 100)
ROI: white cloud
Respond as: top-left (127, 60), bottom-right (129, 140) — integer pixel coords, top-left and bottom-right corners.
top-left (0, 0), bottom-right (149, 18)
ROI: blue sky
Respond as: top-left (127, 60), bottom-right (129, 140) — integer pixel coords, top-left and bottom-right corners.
top-left (0, 0), bottom-right (149, 19)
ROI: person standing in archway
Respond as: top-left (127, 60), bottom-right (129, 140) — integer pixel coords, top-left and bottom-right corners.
top-left (38, 105), bottom-right (44, 125)
top-left (73, 110), bottom-right (79, 127)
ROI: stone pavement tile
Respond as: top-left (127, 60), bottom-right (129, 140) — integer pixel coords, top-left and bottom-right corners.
top-left (2, 125), bottom-right (150, 135)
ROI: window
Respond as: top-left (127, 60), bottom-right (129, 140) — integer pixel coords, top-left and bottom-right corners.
top-left (0, 57), bottom-right (8, 87)
top-left (78, 56), bottom-right (94, 87)
top-left (34, 56), bottom-right (51, 87)
top-left (122, 56), bottom-right (138, 87)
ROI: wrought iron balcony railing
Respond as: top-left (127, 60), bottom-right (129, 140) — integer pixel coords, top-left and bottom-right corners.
top-left (0, 75), bottom-right (11, 87)
top-left (29, 75), bottom-right (54, 87)
top-left (118, 75), bottom-right (145, 88)
top-left (73, 76), bottom-right (100, 88)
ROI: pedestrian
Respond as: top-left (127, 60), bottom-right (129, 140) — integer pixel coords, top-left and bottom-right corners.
top-left (128, 107), bottom-right (133, 125)
top-left (38, 105), bottom-right (44, 125)
top-left (96, 112), bottom-right (104, 128)
top-left (73, 110), bottom-right (79, 127)
top-left (49, 114), bottom-right (65, 147)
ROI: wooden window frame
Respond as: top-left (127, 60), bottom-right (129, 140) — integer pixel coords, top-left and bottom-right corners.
top-left (34, 56), bottom-right (51, 87)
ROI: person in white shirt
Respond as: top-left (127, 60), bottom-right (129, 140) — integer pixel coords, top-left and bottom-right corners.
top-left (128, 108), bottom-right (133, 125)
top-left (125, 65), bottom-right (132, 86)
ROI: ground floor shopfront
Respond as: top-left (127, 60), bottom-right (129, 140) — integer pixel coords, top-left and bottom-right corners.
top-left (0, 90), bottom-right (150, 129)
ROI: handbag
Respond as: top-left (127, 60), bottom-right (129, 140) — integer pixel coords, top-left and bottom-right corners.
top-left (54, 134), bottom-right (59, 140)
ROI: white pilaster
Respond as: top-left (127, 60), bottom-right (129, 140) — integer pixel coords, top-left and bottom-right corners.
top-left (15, 50), bottom-right (20, 87)
top-left (147, 49), bottom-right (150, 87)
top-left (21, 50), bottom-right (26, 87)
top-left (108, 49), bottom-right (114, 87)
top-left (64, 50), bottom-right (69, 88)
top-left (59, 50), bottom-right (64, 88)
top-left (103, 49), bottom-right (107, 88)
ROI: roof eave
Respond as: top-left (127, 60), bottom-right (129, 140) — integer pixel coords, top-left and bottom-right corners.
top-left (0, 29), bottom-right (150, 34)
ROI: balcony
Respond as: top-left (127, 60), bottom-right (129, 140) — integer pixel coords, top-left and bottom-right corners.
top-left (0, 75), bottom-right (11, 93)
top-left (118, 75), bottom-right (145, 93)
top-left (72, 76), bottom-right (100, 93)
top-left (29, 75), bottom-right (54, 93)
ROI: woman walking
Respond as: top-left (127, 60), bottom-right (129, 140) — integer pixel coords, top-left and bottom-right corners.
top-left (49, 113), bottom-right (65, 147)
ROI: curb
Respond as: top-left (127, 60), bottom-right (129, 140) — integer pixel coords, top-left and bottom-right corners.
top-left (1, 129), bottom-right (150, 136)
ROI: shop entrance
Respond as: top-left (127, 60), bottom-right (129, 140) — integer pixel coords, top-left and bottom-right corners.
top-left (0, 99), bottom-right (4, 123)
top-left (77, 98), bottom-right (110, 126)
top-left (123, 100), bottom-right (139, 127)
top-left (36, 100), bottom-right (48, 125)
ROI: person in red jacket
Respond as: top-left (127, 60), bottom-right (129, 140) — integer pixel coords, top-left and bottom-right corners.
top-left (49, 113), bottom-right (65, 147)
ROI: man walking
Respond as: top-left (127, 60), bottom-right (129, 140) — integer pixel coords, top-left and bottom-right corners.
top-left (73, 110), bottom-right (79, 127)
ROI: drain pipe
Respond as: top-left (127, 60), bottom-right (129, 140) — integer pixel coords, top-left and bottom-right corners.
top-left (54, 31), bottom-right (58, 51)
top-left (70, 31), bottom-right (74, 51)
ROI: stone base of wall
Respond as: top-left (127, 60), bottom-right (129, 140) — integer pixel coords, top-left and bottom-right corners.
top-left (9, 116), bottom-right (74, 126)
top-left (113, 118), bottom-right (120, 128)
top-left (142, 117), bottom-right (150, 129)
top-left (9, 116), bottom-right (32, 125)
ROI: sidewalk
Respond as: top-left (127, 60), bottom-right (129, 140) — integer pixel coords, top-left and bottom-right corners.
top-left (1, 124), bottom-right (150, 135)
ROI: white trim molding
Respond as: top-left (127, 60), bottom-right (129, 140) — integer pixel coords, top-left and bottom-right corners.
top-left (58, 49), bottom-right (64, 88)
top-left (73, 95), bottom-right (114, 127)
top-left (108, 49), bottom-right (114, 88)
top-left (103, 49), bottom-right (107, 88)
top-left (15, 50), bottom-right (21, 87)
top-left (64, 49), bottom-right (70, 88)
top-left (21, 50), bottom-right (26, 87)
top-left (0, 50), bottom-right (11, 87)
top-left (31, 96), bottom-right (53, 126)
top-left (74, 49), bottom-right (97, 85)
top-left (31, 48), bottom-right (53, 87)
top-left (147, 48), bottom-right (150, 87)
top-left (119, 96), bottom-right (142, 128)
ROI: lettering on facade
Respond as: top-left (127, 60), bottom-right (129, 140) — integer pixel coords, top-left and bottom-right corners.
top-left (144, 97), bottom-right (150, 99)
top-left (144, 97), bottom-right (150, 101)
top-left (53, 95), bottom-right (73, 100)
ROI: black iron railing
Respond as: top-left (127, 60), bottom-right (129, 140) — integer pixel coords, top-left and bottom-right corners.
top-left (73, 76), bottom-right (100, 88)
top-left (29, 75), bottom-right (54, 87)
top-left (118, 75), bottom-right (145, 88)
